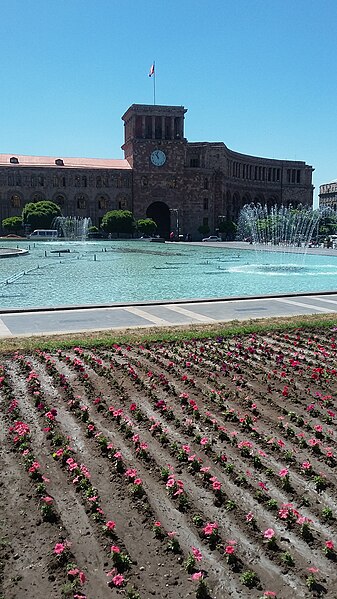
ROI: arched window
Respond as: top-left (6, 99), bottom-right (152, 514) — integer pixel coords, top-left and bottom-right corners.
top-left (82, 176), bottom-right (87, 187)
top-left (55, 194), bottom-right (66, 207)
top-left (10, 194), bottom-right (21, 208)
top-left (98, 196), bottom-right (109, 210)
top-left (96, 176), bottom-right (102, 188)
top-left (117, 196), bottom-right (127, 209)
top-left (204, 178), bottom-right (209, 190)
top-left (10, 156), bottom-right (19, 164)
top-left (31, 192), bottom-right (44, 202)
top-left (77, 195), bottom-right (86, 210)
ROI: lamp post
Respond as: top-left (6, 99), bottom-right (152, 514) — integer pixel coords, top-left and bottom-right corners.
top-left (218, 215), bottom-right (226, 240)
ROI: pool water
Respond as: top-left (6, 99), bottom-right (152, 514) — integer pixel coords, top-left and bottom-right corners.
top-left (0, 240), bottom-right (337, 309)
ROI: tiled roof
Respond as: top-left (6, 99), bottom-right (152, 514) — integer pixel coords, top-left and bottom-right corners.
top-left (0, 154), bottom-right (131, 170)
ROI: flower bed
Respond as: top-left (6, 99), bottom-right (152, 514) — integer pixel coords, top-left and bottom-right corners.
top-left (0, 326), bottom-right (336, 598)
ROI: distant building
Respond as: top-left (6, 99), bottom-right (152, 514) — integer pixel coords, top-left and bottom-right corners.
top-left (319, 181), bottom-right (337, 212)
top-left (0, 103), bottom-right (314, 238)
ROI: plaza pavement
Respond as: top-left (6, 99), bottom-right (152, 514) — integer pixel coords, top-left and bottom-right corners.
top-left (0, 291), bottom-right (336, 339)
top-left (0, 241), bottom-right (336, 339)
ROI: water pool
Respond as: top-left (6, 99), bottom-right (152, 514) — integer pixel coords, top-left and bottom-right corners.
top-left (0, 240), bottom-right (337, 309)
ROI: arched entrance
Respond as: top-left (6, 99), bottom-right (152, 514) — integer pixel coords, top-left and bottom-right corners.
top-left (146, 201), bottom-right (170, 239)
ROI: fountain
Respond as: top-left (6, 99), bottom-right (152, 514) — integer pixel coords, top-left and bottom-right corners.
top-left (52, 216), bottom-right (92, 241)
top-left (235, 203), bottom-right (334, 275)
top-left (237, 203), bottom-right (326, 248)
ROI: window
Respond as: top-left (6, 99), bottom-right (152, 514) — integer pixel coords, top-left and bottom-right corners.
top-left (155, 116), bottom-right (162, 139)
top-left (10, 156), bottom-right (19, 164)
top-left (203, 217), bottom-right (209, 226)
top-left (10, 194), bottom-right (21, 208)
top-left (204, 178), bottom-right (209, 190)
top-left (118, 197), bottom-right (127, 209)
top-left (32, 192), bottom-right (44, 202)
top-left (203, 198), bottom-right (209, 210)
top-left (135, 115), bottom-right (142, 138)
top-left (77, 196), bottom-right (86, 209)
top-left (55, 158), bottom-right (64, 166)
top-left (98, 196), bottom-right (109, 210)
top-left (38, 175), bottom-right (44, 187)
top-left (55, 195), bottom-right (65, 207)
top-left (96, 176), bottom-right (102, 188)
top-left (190, 157), bottom-right (199, 168)
top-left (145, 116), bottom-right (152, 139)
top-left (75, 176), bottom-right (81, 187)
top-left (82, 176), bottom-right (87, 187)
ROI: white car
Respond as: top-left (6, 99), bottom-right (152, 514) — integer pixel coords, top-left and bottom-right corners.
top-left (202, 236), bottom-right (222, 242)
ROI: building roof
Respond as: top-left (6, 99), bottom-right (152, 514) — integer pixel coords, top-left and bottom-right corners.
top-left (0, 154), bottom-right (132, 170)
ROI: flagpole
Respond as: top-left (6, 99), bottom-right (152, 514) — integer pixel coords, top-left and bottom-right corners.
top-left (153, 61), bottom-right (156, 105)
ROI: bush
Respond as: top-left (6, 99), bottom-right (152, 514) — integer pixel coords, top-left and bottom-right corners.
top-left (101, 210), bottom-right (135, 235)
top-left (22, 201), bottom-right (61, 230)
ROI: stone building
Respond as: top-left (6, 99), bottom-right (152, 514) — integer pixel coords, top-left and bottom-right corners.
top-left (0, 103), bottom-right (314, 238)
top-left (319, 181), bottom-right (337, 212)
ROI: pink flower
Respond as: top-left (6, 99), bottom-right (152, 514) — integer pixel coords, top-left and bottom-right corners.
top-left (325, 540), bottom-right (334, 550)
top-left (200, 437), bottom-right (209, 445)
top-left (54, 542), bottom-right (65, 555)
top-left (111, 574), bottom-right (124, 587)
top-left (264, 528), bottom-right (275, 540)
top-left (105, 520), bottom-right (116, 530)
top-left (110, 545), bottom-right (120, 553)
top-left (191, 547), bottom-right (202, 561)
top-left (79, 571), bottom-right (86, 584)
top-left (191, 572), bottom-right (203, 581)
top-left (245, 511), bottom-right (254, 522)
top-left (203, 522), bottom-right (218, 536)
top-left (302, 461), bottom-right (312, 470)
top-left (278, 468), bottom-right (289, 477)
top-left (41, 496), bottom-right (53, 505)
top-left (68, 568), bottom-right (79, 577)
top-left (225, 545), bottom-right (235, 554)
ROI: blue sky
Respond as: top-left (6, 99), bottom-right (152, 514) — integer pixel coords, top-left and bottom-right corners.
top-left (1, 0), bottom-right (336, 205)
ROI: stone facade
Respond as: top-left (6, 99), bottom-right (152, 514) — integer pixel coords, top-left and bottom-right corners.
top-left (0, 103), bottom-right (314, 238)
top-left (319, 181), bottom-right (337, 212)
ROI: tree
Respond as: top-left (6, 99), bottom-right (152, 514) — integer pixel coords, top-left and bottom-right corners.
top-left (198, 224), bottom-right (210, 236)
top-left (22, 201), bottom-right (62, 230)
top-left (136, 218), bottom-right (157, 236)
top-left (218, 219), bottom-right (237, 240)
top-left (2, 216), bottom-right (23, 235)
top-left (101, 210), bottom-right (135, 235)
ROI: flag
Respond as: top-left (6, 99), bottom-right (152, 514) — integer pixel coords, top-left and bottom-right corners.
top-left (149, 63), bottom-right (155, 77)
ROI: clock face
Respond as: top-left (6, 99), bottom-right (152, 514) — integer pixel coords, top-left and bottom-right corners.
top-left (150, 149), bottom-right (166, 166)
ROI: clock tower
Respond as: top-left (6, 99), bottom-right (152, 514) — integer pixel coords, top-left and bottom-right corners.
top-left (121, 104), bottom-right (187, 236)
